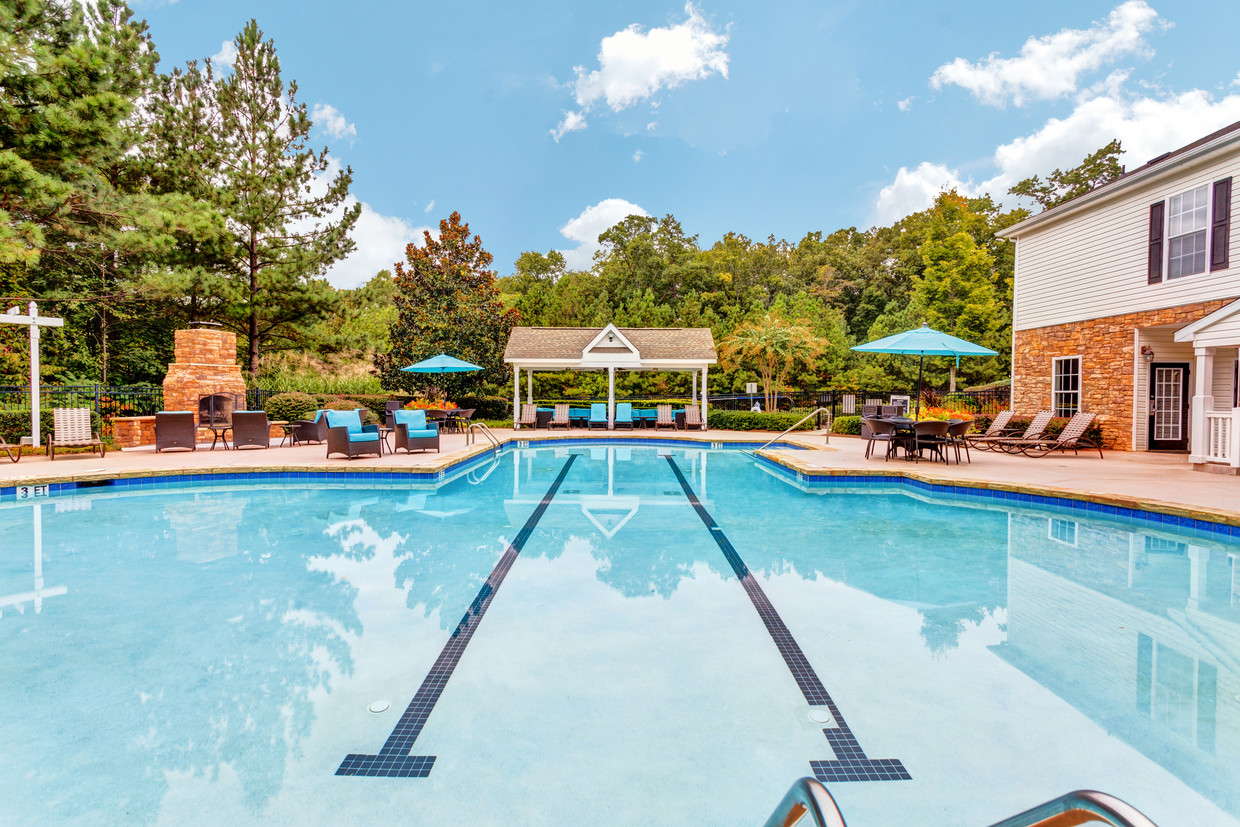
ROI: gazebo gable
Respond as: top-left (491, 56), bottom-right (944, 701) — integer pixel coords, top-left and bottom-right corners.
top-left (580, 323), bottom-right (640, 367)
top-left (1174, 298), bottom-right (1240, 347)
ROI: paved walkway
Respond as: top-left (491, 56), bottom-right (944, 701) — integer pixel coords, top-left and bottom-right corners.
top-left (2, 428), bottom-right (1237, 524)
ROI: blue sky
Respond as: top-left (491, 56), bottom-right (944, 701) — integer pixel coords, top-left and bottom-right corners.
top-left (135, 0), bottom-right (1240, 287)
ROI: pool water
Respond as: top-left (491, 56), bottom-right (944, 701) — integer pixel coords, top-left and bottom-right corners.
top-left (1, 446), bottom-right (1237, 825)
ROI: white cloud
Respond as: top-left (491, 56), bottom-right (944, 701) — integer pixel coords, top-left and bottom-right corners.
top-left (646, 121), bottom-right (658, 131)
top-left (211, 40), bottom-right (237, 70)
top-left (930, 0), bottom-right (1161, 107)
top-left (553, 2), bottom-right (728, 138)
top-left (874, 162), bottom-right (972, 225)
top-left (423, 199), bottom-right (435, 214)
top-left (873, 85), bottom-right (1240, 223)
top-left (632, 150), bottom-right (644, 163)
top-left (558, 198), bottom-right (650, 270)
top-left (897, 96), bottom-right (915, 112)
top-left (323, 202), bottom-right (430, 288)
top-left (311, 103), bottom-right (357, 140)
top-left (550, 109), bottom-right (588, 142)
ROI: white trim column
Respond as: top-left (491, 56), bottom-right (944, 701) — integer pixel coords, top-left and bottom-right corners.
top-left (1189, 346), bottom-right (1215, 464)
top-left (691, 370), bottom-right (697, 405)
top-left (700, 365), bottom-right (708, 429)
top-left (513, 365), bottom-right (520, 429)
top-left (607, 367), bottom-right (615, 430)
top-left (526, 370), bottom-right (533, 404)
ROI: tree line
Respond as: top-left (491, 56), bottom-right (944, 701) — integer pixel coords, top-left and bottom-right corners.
top-left (1, 0), bottom-right (1122, 402)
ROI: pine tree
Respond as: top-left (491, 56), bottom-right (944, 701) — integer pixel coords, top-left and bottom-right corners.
top-left (374, 212), bottom-right (520, 398)
top-left (146, 20), bottom-right (361, 374)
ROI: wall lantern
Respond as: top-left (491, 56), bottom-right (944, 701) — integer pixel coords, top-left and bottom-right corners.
top-left (1140, 345), bottom-right (1156, 363)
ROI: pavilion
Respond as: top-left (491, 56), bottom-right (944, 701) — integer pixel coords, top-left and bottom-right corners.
top-left (502, 324), bottom-right (717, 429)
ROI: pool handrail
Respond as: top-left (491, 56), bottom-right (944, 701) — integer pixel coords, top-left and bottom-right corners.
top-left (746, 407), bottom-right (831, 456)
top-left (761, 777), bottom-right (848, 827)
top-left (466, 422), bottom-right (500, 449)
top-left (986, 789), bottom-right (1159, 827)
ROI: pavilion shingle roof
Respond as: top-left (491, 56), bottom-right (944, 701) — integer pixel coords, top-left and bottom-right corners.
top-left (504, 326), bottom-right (716, 362)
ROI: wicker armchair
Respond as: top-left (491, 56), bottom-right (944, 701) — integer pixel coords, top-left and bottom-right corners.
top-left (393, 409), bottom-right (439, 453)
top-left (155, 411), bottom-right (197, 453)
top-left (291, 410), bottom-right (328, 445)
top-left (231, 411), bottom-right (271, 449)
top-left (325, 409), bottom-right (382, 459)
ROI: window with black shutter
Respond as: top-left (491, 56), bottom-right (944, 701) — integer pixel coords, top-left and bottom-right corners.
top-left (1148, 201), bottom-right (1164, 283)
top-left (1211, 177), bottom-right (1231, 271)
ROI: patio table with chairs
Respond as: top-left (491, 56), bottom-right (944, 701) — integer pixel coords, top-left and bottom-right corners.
top-left (864, 415), bottom-right (971, 464)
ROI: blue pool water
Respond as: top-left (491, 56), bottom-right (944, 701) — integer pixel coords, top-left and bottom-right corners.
top-left (1, 445), bottom-right (1237, 825)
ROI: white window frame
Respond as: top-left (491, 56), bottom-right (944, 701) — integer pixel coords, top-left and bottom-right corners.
top-left (1051, 355), bottom-right (1081, 418)
top-left (1048, 518), bottom-right (1078, 546)
top-left (1165, 184), bottom-right (1210, 280)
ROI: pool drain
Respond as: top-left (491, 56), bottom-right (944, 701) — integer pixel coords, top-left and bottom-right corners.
top-left (368, 700), bottom-right (390, 713)
top-left (808, 707), bottom-right (834, 725)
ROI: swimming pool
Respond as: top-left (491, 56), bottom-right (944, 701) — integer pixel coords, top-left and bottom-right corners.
top-left (1, 445), bottom-right (1236, 825)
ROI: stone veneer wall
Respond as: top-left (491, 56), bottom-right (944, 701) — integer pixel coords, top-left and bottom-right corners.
top-left (1012, 298), bottom-right (1235, 451)
top-left (162, 329), bottom-right (247, 415)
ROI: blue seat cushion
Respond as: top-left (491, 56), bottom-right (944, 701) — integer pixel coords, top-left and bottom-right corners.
top-left (403, 428), bottom-right (438, 439)
top-left (394, 409), bottom-right (426, 429)
top-left (348, 432), bottom-right (380, 443)
top-left (325, 410), bottom-right (363, 433)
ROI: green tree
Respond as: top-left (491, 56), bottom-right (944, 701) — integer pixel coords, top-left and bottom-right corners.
top-left (1008, 139), bottom-right (1124, 210)
top-left (718, 313), bottom-right (825, 411)
top-left (374, 212), bottom-right (519, 398)
top-left (146, 20), bottom-right (360, 375)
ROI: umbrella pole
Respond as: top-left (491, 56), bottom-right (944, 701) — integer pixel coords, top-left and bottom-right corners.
top-left (915, 353), bottom-right (924, 419)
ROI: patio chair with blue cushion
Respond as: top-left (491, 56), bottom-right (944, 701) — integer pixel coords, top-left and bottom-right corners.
top-left (588, 403), bottom-right (608, 429)
top-left (325, 409), bottom-right (383, 459)
top-left (292, 410), bottom-right (328, 445)
top-left (393, 409), bottom-right (439, 454)
top-left (614, 402), bottom-right (634, 429)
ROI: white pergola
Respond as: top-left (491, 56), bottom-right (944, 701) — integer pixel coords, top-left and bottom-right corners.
top-left (1, 301), bottom-right (64, 447)
top-left (503, 324), bottom-right (717, 429)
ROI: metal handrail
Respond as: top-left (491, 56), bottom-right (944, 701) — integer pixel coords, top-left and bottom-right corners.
top-left (987, 790), bottom-right (1159, 827)
top-left (762, 778), bottom-right (848, 827)
top-left (466, 422), bottom-right (500, 448)
top-left (762, 783), bottom-right (1158, 827)
top-left (745, 407), bottom-right (831, 456)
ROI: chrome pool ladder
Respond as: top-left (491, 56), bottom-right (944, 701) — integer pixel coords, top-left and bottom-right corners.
top-left (744, 407), bottom-right (831, 456)
top-left (762, 779), bottom-right (1159, 827)
top-left (466, 422), bottom-right (500, 449)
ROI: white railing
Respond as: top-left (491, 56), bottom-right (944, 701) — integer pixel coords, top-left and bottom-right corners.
top-left (1203, 410), bottom-right (1239, 466)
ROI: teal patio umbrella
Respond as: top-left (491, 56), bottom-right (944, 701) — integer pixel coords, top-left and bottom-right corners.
top-left (400, 353), bottom-right (484, 374)
top-left (851, 324), bottom-right (997, 418)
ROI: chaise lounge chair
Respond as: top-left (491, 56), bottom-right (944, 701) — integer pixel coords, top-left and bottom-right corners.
top-left (47, 407), bottom-right (106, 460)
top-left (655, 404), bottom-right (676, 430)
top-left (964, 410), bottom-right (1015, 451)
top-left (231, 410), bottom-right (271, 449)
top-left (985, 411), bottom-right (1055, 453)
top-left (325, 409), bottom-right (383, 459)
top-left (155, 411), bottom-right (197, 452)
top-left (393, 409), bottom-right (440, 453)
top-left (1, 434), bottom-right (21, 462)
top-left (684, 404), bottom-right (705, 431)
top-left (550, 403), bottom-right (571, 430)
top-left (588, 403), bottom-right (608, 429)
top-left (614, 402), bottom-right (634, 429)
top-left (1014, 411), bottom-right (1103, 458)
top-left (517, 403), bottom-right (537, 429)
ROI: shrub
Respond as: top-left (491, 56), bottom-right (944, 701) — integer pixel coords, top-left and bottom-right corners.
top-left (706, 410), bottom-right (815, 432)
top-left (321, 397), bottom-right (375, 424)
top-left (832, 415), bottom-right (862, 435)
top-left (457, 395), bottom-right (510, 419)
top-left (262, 392), bottom-right (319, 423)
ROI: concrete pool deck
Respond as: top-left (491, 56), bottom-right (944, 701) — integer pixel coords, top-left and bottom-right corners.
top-left (1, 428), bottom-right (1237, 525)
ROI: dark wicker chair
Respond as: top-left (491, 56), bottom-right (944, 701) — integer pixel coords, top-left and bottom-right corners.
top-left (231, 411), bottom-right (271, 449)
top-left (155, 411), bottom-right (197, 452)
top-left (863, 417), bottom-right (897, 460)
top-left (291, 410), bottom-right (328, 445)
top-left (946, 419), bottom-right (972, 464)
top-left (393, 409), bottom-right (439, 453)
top-left (912, 419), bottom-right (952, 462)
top-left (325, 409), bottom-right (382, 459)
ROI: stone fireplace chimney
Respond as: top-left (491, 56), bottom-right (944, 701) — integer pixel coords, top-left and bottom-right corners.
top-left (162, 328), bottom-right (247, 414)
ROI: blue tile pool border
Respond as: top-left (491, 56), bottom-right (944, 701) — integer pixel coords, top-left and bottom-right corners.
top-left (3, 442), bottom-right (1238, 542)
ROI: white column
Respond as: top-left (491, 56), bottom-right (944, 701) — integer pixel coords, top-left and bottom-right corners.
top-left (1188, 545), bottom-right (1208, 610)
top-left (691, 370), bottom-right (698, 405)
top-left (29, 302), bottom-right (40, 447)
top-left (700, 365), bottom-right (708, 430)
top-left (607, 367), bottom-right (615, 430)
top-left (1189, 347), bottom-right (1215, 464)
top-left (526, 370), bottom-right (533, 404)
top-left (513, 365), bottom-right (520, 429)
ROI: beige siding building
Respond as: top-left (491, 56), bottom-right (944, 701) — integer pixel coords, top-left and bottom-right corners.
top-left (1001, 122), bottom-right (1240, 470)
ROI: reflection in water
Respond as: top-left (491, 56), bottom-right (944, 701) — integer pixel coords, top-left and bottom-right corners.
top-left (0, 504), bottom-right (67, 617)
top-left (999, 512), bottom-right (1240, 818)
